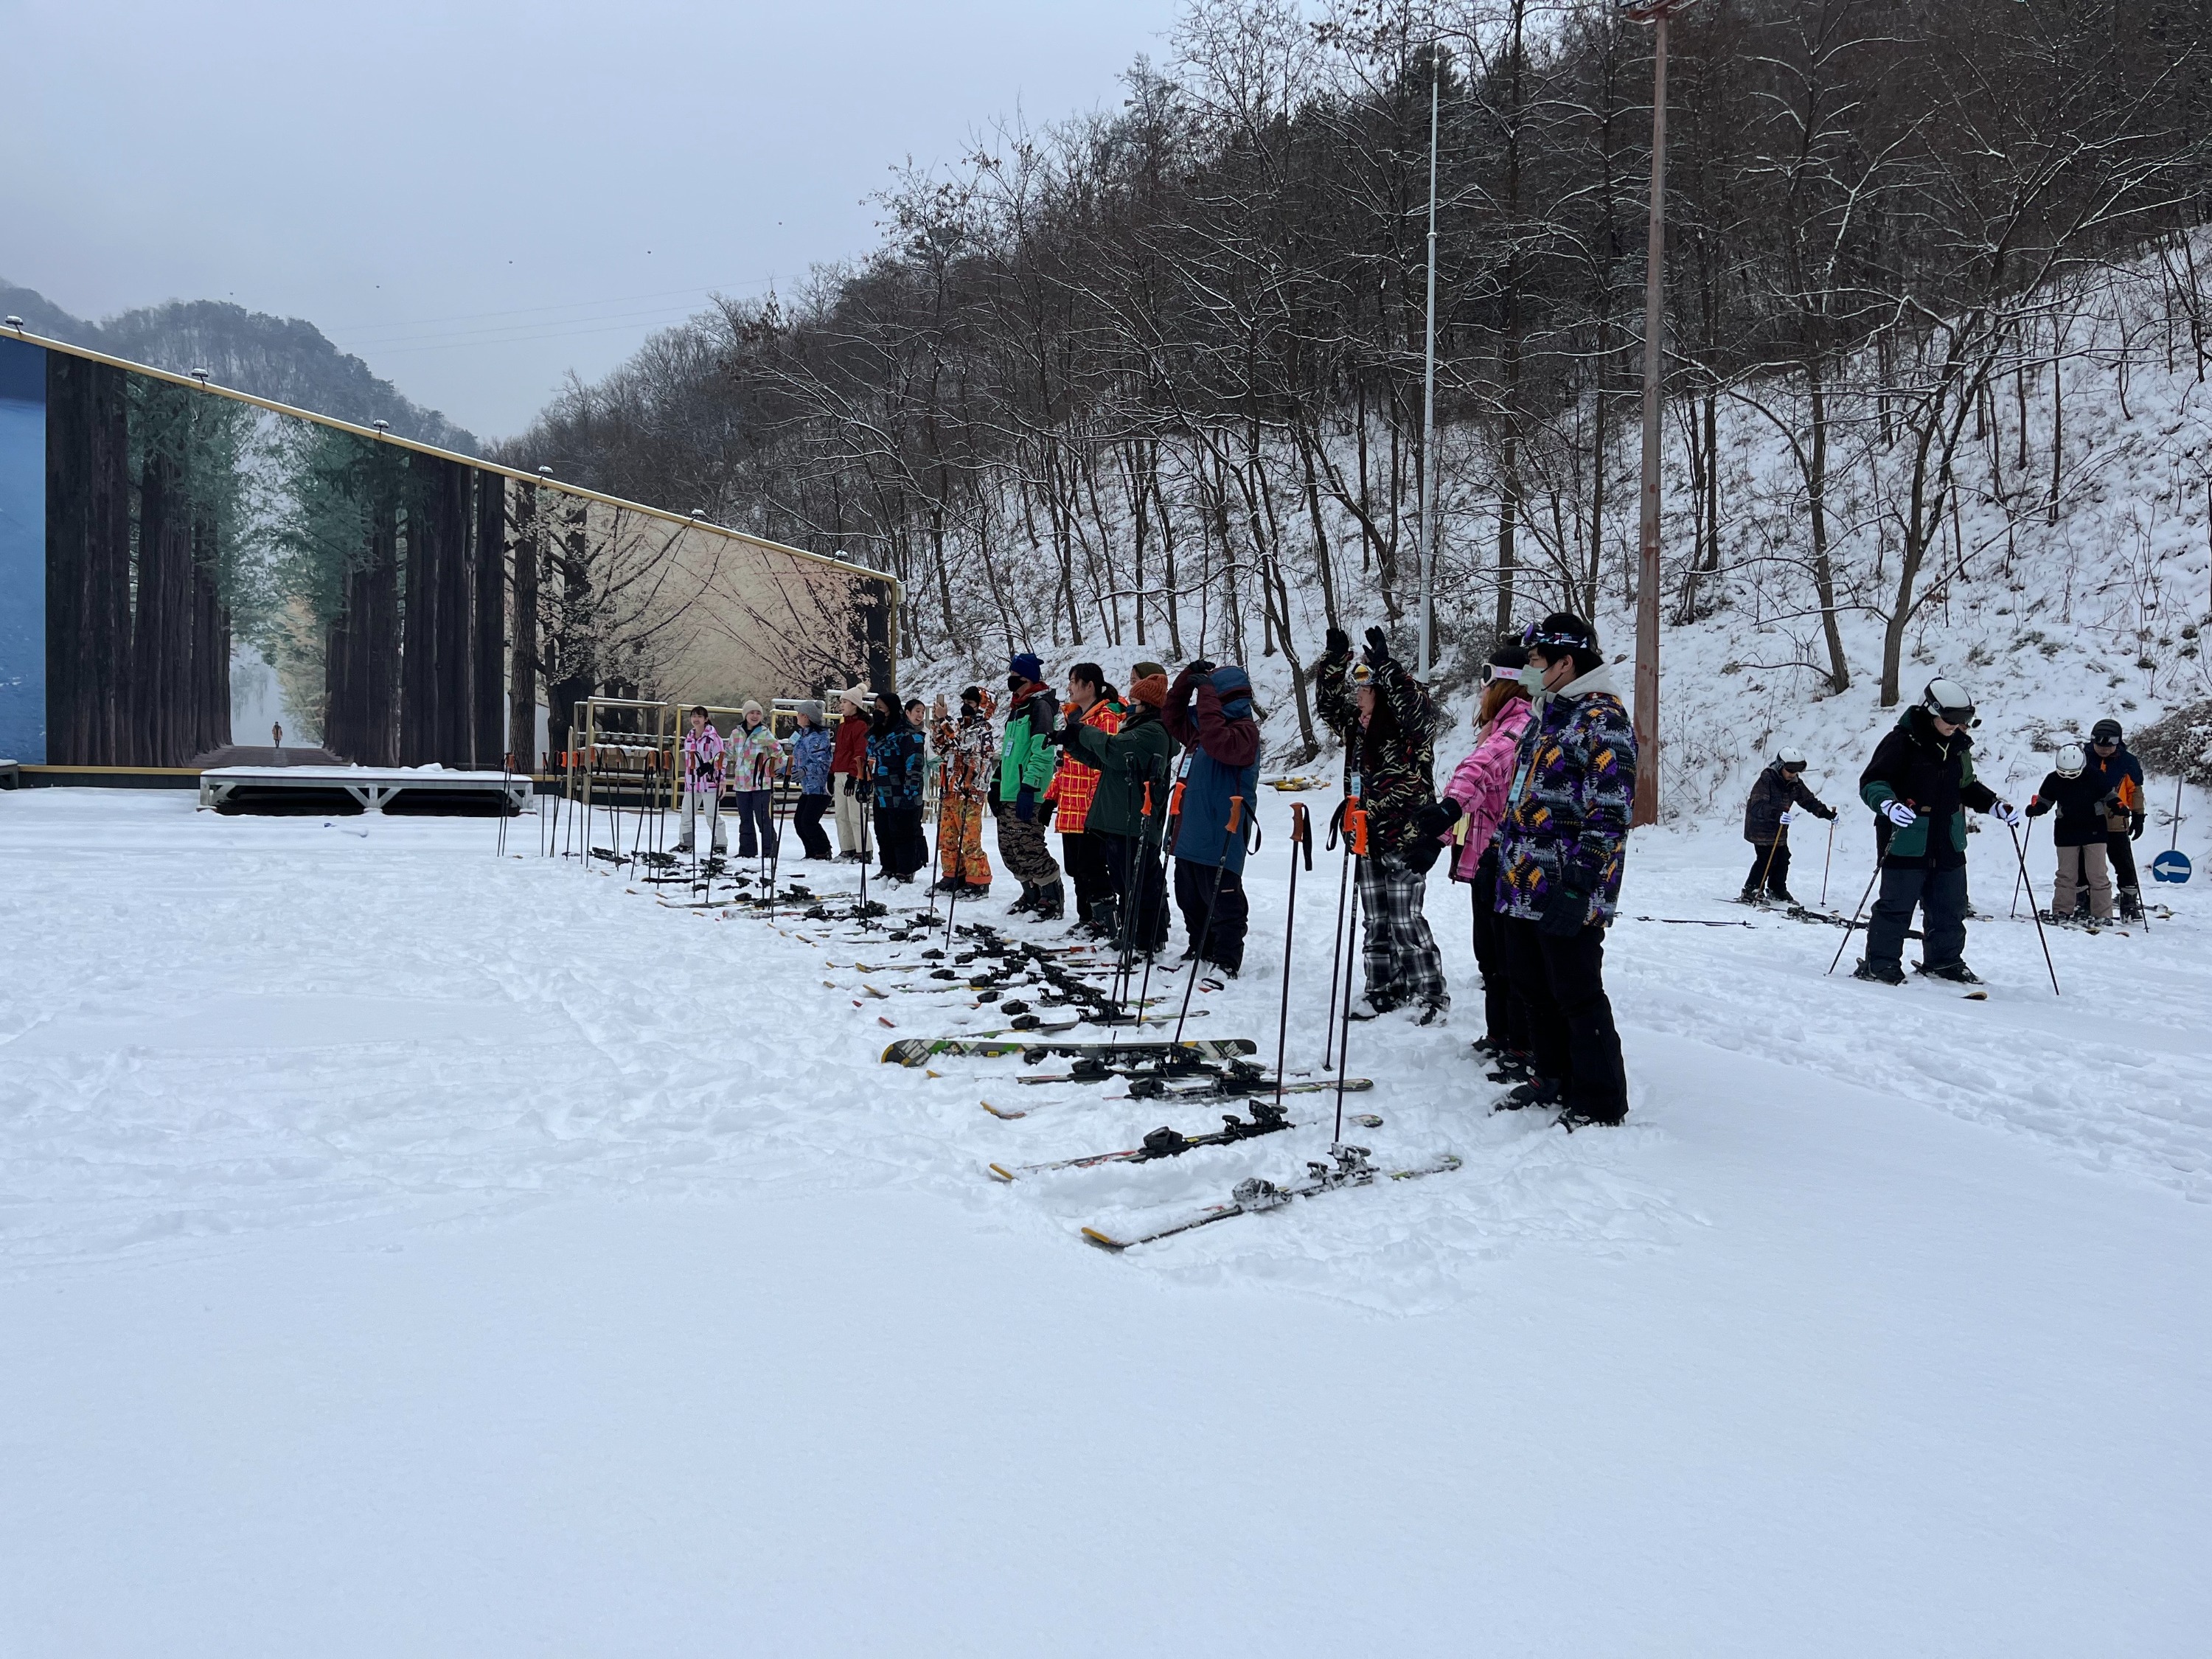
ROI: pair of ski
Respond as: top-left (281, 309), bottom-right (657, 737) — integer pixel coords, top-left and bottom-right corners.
top-left (1080, 1145), bottom-right (1464, 1251)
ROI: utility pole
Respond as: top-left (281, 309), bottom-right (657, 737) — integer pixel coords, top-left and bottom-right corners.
top-left (1416, 60), bottom-right (1441, 683)
top-left (1621, 0), bottom-right (1692, 825)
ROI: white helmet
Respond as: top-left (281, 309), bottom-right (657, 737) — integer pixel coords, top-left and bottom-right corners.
top-left (1775, 747), bottom-right (1807, 769)
top-left (2055, 743), bottom-right (2085, 779)
top-left (1922, 677), bottom-right (1976, 725)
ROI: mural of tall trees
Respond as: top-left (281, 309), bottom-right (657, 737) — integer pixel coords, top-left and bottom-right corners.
top-left (46, 355), bottom-right (250, 766)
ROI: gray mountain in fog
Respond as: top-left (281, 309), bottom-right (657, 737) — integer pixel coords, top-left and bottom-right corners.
top-left (1, 280), bottom-right (477, 454)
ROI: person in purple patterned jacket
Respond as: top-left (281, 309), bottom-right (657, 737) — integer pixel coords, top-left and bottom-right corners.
top-left (1492, 612), bottom-right (1637, 1128)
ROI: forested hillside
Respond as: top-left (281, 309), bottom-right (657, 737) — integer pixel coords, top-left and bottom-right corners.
top-left (495, 0), bottom-right (2212, 810)
top-left (2, 282), bottom-right (476, 453)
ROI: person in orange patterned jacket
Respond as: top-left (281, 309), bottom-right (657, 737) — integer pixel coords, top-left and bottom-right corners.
top-left (929, 686), bottom-right (997, 896)
top-left (1045, 663), bottom-right (1129, 935)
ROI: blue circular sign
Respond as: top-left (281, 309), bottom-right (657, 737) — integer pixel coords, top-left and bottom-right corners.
top-left (2151, 849), bottom-right (2192, 884)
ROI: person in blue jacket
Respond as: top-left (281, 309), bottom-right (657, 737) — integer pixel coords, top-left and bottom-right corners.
top-left (788, 700), bottom-right (835, 860)
top-left (1161, 661), bottom-right (1261, 975)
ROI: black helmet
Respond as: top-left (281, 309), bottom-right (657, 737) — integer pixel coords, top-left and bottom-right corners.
top-left (2091, 718), bottom-right (2122, 743)
top-left (1921, 677), bottom-right (1977, 726)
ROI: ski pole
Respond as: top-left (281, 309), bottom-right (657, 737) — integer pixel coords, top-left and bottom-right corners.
top-left (2008, 815), bottom-right (2034, 919)
top-left (1331, 802), bottom-right (1368, 1144)
top-left (1320, 799), bottom-right (1354, 1068)
top-left (1826, 858), bottom-right (1882, 976)
top-left (1136, 776), bottom-right (1186, 1028)
top-left (1273, 801), bottom-right (1312, 1113)
top-left (1758, 825), bottom-right (1784, 900)
top-left (2008, 821), bottom-right (2061, 995)
top-left (1820, 815), bottom-right (1834, 907)
top-left (1172, 795), bottom-right (1244, 1045)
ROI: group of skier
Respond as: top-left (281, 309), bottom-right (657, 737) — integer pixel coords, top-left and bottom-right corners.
top-left (1728, 683), bottom-right (2152, 987)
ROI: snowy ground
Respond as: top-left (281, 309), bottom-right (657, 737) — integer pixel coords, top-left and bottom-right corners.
top-left (3, 787), bottom-right (2208, 1655)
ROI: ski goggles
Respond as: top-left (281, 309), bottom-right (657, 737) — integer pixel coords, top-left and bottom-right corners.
top-left (1349, 662), bottom-right (1377, 687)
top-left (1480, 663), bottom-right (1526, 686)
top-left (2093, 737), bottom-right (2119, 748)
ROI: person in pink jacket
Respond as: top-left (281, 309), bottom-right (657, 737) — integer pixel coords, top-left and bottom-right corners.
top-left (1437, 644), bottom-right (1536, 1065)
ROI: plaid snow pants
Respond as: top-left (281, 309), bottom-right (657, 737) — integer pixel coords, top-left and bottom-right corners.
top-left (1357, 852), bottom-right (1447, 1009)
top-left (938, 796), bottom-right (993, 886)
top-left (995, 809), bottom-right (1062, 887)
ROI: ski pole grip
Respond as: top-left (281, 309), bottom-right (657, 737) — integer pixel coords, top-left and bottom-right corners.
top-left (1228, 795), bottom-right (1244, 832)
top-left (1290, 802), bottom-right (1312, 869)
top-left (1346, 802), bottom-right (1369, 857)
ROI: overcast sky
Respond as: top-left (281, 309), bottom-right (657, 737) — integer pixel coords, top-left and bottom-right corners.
top-left (4, 0), bottom-right (1186, 439)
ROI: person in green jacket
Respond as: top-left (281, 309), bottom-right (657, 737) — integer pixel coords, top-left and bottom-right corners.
top-left (1050, 660), bottom-right (1175, 952)
top-left (998, 651), bottom-right (1065, 919)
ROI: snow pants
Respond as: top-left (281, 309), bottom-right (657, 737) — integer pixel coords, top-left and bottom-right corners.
top-left (1865, 860), bottom-right (1969, 971)
top-left (677, 789), bottom-right (726, 853)
top-left (833, 775), bottom-right (870, 857)
top-left (1467, 848), bottom-right (1529, 1051)
top-left (875, 804), bottom-right (928, 879)
top-left (1358, 852), bottom-right (1447, 1009)
top-left (2052, 841), bottom-right (2112, 919)
top-left (1503, 917), bottom-right (1627, 1117)
top-left (2106, 829), bottom-right (2140, 897)
top-left (996, 811), bottom-right (1062, 889)
top-left (1173, 857), bottom-right (1249, 974)
top-left (937, 796), bottom-right (992, 886)
top-left (729, 790), bottom-right (777, 860)
top-left (1094, 830), bottom-right (1169, 953)
top-left (1745, 840), bottom-right (1792, 899)
top-left (793, 793), bottom-right (832, 860)
top-left (1062, 830), bottom-right (1113, 926)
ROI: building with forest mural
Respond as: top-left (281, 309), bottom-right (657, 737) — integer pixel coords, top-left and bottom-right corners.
top-left (0, 332), bottom-right (897, 771)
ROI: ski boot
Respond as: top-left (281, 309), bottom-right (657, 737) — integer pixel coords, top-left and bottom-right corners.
top-left (1915, 959), bottom-right (1982, 985)
top-left (1852, 958), bottom-right (1905, 986)
top-left (1485, 1048), bottom-right (1535, 1084)
top-left (1495, 1076), bottom-right (1561, 1113)
top-left (1414, 1001), bottom-right (1447, 1027)
top-left (2118, 886), bottom-right (2145, 922)
top-left (1032, 883), bottom-right (1066, 922)
top-left (1008, 883), bottom-right (1039, 915)
top-left (1346, 992), bottom-right (1400, 1023)
top-left (1557, 1101), bottom-right (1627, 1133)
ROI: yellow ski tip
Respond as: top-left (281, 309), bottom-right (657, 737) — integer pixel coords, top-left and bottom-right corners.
top-left (1080, 1226), bottom-right (1128, 1251)
top-left (987, 1164), bottom-right (1018, 1183)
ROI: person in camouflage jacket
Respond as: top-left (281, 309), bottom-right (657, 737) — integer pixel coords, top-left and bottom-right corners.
top-left (929, 686), bottom-right (997, 891)
top-left (1318, 625), bottom-right (1450, 1021)
top-left (1493, 612), bottom-right (1636, 1128)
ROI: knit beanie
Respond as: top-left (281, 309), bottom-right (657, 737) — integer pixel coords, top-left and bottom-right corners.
top-left (1010, 651), bottom-right (1045, 684)
top-left (1129, 661), bottom-right (1169, 709)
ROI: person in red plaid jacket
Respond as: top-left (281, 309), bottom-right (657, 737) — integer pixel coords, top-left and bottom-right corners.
top-left (1045, 663), bottom-right (1130, 935)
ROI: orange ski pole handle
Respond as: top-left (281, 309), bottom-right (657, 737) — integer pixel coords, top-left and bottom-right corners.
top-left (1226, 794), bottom-right (1245, 832)
top-left (1169, 779), bottom-right (1186, 818)
top-left (1290, 801), bottom-right (1312, 869)
top-left (1345, 801), bottom-right (1370, 858)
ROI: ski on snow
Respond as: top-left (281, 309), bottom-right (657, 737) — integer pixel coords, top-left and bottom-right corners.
top-left (987, 1101), bottom-right (1295, 1180)
top-left (881, 1035), bottom-right (1259, 1068)
top-left (1081, 1145), bottom-right (1463, 1251)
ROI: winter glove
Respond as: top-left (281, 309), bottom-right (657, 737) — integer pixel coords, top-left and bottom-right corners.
top-left (1881, 799), bottom-right (1917, 830)
top-left (1413, 799), bottom-right (1463, 841)
top-left (1777, 809), bottom-right (1794, 827)
top-left (1039, 726), bottom-right (1066, 748)
top-left (1991, 799), bottom-right (2023, 827)
top-left (1324, 625), bottom-right (1352, 660)
top-left (1016, 785), bottom-right (1037, 823)
top-left (1537, 883), bottom-right (1592, 939)
top-left (1362, 626), bottom-right (1393, 669)
top-left (1183, 659), bottom-right (1216, 681)
top-left (2131, 812), bottom-right (2146, 841)
top-left (2025, 796), bottom-right (2051, 818)
top-left (1039, 796), bottom-right (1057, 829)
top-left (1818, 804), bottom-right (1838, 821)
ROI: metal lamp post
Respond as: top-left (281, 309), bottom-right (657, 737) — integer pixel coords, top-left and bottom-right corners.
top-left (1620, 0), bottom-right (1694, 826)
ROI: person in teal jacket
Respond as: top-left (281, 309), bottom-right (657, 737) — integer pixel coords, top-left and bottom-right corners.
top-left (997, 652), bottom-right (1065, 918)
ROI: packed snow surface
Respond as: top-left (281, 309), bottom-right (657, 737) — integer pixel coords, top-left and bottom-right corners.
top-left (3, 787), bottom-right (2208, 1655)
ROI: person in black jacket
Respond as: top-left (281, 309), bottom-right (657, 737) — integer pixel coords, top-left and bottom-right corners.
top-left (1853, 678), bottom-right (2020, 985)
top-left (1739, 748), bottom-right (1838, 904)
top-left (2083, 718), bottom-right (2149, 919)
top-left (2024, 742), bottom-right (2113, 922)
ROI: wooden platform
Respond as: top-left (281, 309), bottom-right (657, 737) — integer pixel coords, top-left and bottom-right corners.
top-left (198, 766), bottom-right (530, 816)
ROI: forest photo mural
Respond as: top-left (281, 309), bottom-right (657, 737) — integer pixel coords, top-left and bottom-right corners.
top-left (0, 334), bottom-right (897, 769)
